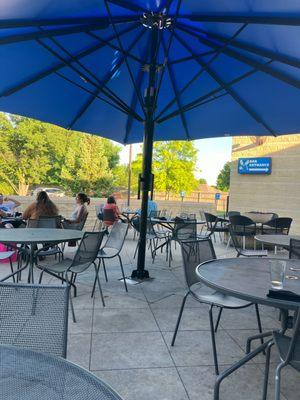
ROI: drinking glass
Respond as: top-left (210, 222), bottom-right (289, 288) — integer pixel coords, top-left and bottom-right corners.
top-left (269, 260), bottom-right (286, 289)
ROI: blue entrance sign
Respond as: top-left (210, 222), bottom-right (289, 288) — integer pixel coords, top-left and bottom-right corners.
top-left (215, 193), bottom-right (221, 200)
top-left (238, 158), bottom-right (272, 175)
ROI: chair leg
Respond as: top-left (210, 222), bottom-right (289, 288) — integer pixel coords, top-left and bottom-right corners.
top-left (214, 308), bottom-right (223, 333)
top-left (94, 262), bottom-right (105, 307)
top-left (66, 273), bottom-right (76, 323)
top-left (102, 259), bottom-right (108, 282)
top-left (118, 254), bottom-right (128, 292)
top-left (262, 341), bottom-right (274, 400)
top-left (91, 259), bottom-right (100, 298)
top-left (209, 305), bottom-right (219, 375)
top-left (275, 362), bottom-right (285, 400)
top-left (134, 241), bottom-right (139, 259)
top-left (226, 237), bottom-right (231, 249)
top-left (254, 304), bottom-right (264, 346)
top-left (38, 269), bottom-right (44, 284)
top-left (171, 293), bottom-right (189, 346)
top-left (9, 257), bottom-right (15, 283)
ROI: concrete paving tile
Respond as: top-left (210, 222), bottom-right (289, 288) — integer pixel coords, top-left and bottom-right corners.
top-left (68, 307), bottom-right (93, 334)
top-left (163, 330), bottom-right (245, 367)
top-left (219, 306), bottom-right (278, 330)
top-left (67, 334), bottom-right (91, 370)
top-left (149, 293), bottom-right (202, 309)
top-left (90, 332), bottom-right (173, 370)
top-left (93, 308), bottom-right (158, 333)
top-left (178, 364), bottom-right (283, 400)
top-left (151, 305), bottom-right (212, 332)
top-left (93, 291), bottom-right (148, 309)
top-left (94, 368), bottom-right (189, 400)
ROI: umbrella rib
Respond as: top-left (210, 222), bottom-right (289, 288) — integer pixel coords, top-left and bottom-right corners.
top-left (0, 23), bottom-right (138, 98)
top-left (167, 32), bottom-right (276, 135)
top-left (154, 0), bottom-right (183, 109)
top-left (86, 31), bottom-right (145, 64)
top-left (0, 16), bottom-right (139, 29)
top-left (184, 13), bottom-right (300, 26)
top-left (156, 61), bottom-right (272, 123)
top-left (179, 23), bottom-right (300, 90)
top-left (36, 38), bottom-right (137, 116)
top-left (162, 39), bottom-right (190, 140)
top-left (67, 30), bottom-right (147, 129)
top-left (107, 0), bottom-right (147, 13)
top-left (155, 23), bottom-right (247, 121)
top-left (37, 27), bottom-right (133, 116)
top-left (181, 23), bottom-right (300, 70)
top-left (55, 71), bottom-right (135, 118)
top-left (169, 50), bottom-right (217, 65)
top-left (105, 0), bottom-right (145, 113)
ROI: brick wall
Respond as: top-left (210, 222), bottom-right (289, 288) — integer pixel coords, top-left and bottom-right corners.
top-left (229, 135), bottom-right (300, 234)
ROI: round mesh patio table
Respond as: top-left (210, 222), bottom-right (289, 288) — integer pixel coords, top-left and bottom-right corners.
top-left (255, 234), bottom-right (300, 249)
top-left (0, 345), bottom-right (123, 400)
top-left (0, 229), bottom-right (83, 283)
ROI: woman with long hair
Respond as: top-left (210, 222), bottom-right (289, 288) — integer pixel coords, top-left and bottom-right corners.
top-left (22, 191), bottom-right (59, 220)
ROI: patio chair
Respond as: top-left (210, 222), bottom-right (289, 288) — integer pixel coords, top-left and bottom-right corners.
top-left (289, 238), bottom-right (300, 259)
top-left (62, 211), bottom-right (89, 231)
top-left (227, 211), bottom-right (240, 218)
top-left (0, 282), bottom-right (69, 358)
top-left (262, 217), bottom-right (293, 235)
top-left (38, 231), bottom-right (105, 322)
top-left (92, 205), bottom-right (103, 231)
top-left (228, 215), bottom-right (257, 250)
top-left (0, 249), bottom-right (16, 282)
top-left (204, 212), bottom-right (229, 242)
top-left (26, 216), bottom-right (64, 261)
top-left (171, 238), bottom-right (263, 375)
top-left (262, 310), bottom-right (300, 400)
top-left (132, 216), bottom-right (158, 262)
top-left (102, 208), bottom-right (117, 228)
top-left (92, 222), bottom-right (129, 294)
top-left (228, 224), bottom-right (268, 257)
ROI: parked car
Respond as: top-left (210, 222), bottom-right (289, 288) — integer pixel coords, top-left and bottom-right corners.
top-left (31, 187), bottom-right (65, 197)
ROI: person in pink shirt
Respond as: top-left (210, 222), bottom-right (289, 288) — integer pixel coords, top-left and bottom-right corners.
top-left (102, 195), bottom-right (121, 227)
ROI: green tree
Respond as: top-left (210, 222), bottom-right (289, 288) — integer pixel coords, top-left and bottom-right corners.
top-left (216, 161), bottom-right (231, 191)
top-left (198, 178), bottom-right (207, 184)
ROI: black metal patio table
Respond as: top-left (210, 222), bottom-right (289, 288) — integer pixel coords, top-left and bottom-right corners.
top-left (255, 234), bottom-right (300, 249)
top-left (0, 228), bottom-right (83, 283)
top-left (0, 345), bottom-right (123, 400)
top-left (196, 257), bottom-right (300, 400)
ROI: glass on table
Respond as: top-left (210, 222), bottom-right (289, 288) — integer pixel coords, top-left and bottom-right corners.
top-left (269, 260), bottom-right (286, 289)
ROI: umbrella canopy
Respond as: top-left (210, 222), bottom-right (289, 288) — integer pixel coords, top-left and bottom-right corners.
top-left (1, 0), bottom-right (300, 277)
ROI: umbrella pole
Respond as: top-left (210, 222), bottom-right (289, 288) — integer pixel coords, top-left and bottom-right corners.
top-left (131, 27), bottom-right (158, 280)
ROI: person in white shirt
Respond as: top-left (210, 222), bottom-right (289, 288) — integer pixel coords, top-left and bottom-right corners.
top-left (0, 194), bottom-right (21, 217)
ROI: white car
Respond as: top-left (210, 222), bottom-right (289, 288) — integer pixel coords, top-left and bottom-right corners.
top-left (32, 187), bottom-right (65, 197)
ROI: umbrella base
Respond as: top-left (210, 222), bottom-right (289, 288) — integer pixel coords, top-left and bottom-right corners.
top-left (131, 269), bottom-right (150, 280)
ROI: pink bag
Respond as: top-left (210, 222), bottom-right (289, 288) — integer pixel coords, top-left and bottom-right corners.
top-left (0, 243), bottom-right (17, 263)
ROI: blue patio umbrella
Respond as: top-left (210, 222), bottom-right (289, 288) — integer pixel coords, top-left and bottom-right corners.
top-left (1, 0), bottom-right (300, 278)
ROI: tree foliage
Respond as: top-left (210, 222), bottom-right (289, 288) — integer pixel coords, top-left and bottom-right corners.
top-left (216, 161), bottom-right (231, 191)
top-left (0, 113), bottom-right (120, 196)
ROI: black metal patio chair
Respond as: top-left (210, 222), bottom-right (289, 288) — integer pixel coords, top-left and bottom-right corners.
top-left (92, 222), bottom-right (129, 294)
top-left (228, 224), bottom-right (268, 257)
top-left (171, 238), bottom-right (263, 375)
top-left (132, 215), bottom-right (158, 262)
top-left (204, 212), bottom-right (228, 243)
top-left (289, 238), bottom-right (300, 259)
top-left (262, 217), bottom-right (293, 235)
top-left (38, 231), bottom-right (105, 322)
top-left (0, 281), bottom-right (69, 358)
top-left (228, 214), bottom-right (257, 250)
top-left (262, 309), bottom-right (300, 400)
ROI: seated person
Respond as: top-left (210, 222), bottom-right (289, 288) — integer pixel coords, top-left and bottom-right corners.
top-left (63, 193), bottom-right (89, 229)
top-left (103, 195), bottom-right (123, 227)
top-left (0, 194), bottom-right (21, 216)
top-left (23, 191), bottom-right (59, 221)
top-left (136, 198), bottom-right (158, 217)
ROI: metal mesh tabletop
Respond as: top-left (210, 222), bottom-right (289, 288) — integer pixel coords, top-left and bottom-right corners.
top-left (0, 345), bottom-right (123, 400)
top-left (0, 228), bottom-right (83, 245)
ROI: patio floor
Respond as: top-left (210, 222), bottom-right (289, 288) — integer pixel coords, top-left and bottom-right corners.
top-left (1, 228), bottom-right (299, 400)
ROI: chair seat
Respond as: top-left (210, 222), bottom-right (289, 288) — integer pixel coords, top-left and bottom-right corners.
top-left (37, 247), bottom-right (62, 256)
top-left (273, 332), bottom-right (300, 371)
top-left (42, 258), bottom-right (73, 273)
top-left (239, 249), bottom-right (268, 257)
top-left (190, 285), bottom-right (252, 309)
top-left (97, 247), bottom-right (118, 259)
top-left (0, 251), bottom-right (15, 260)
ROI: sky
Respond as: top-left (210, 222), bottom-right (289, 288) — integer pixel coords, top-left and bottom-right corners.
top-left (119, 137), bottom-right (232, 186)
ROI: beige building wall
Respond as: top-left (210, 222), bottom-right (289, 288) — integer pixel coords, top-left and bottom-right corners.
top-left (229, 135), bottom-right (300, 234)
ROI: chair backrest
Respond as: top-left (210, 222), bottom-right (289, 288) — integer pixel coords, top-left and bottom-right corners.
top-left (229, 215), bottom-right (256, 234)
top-left (104, 222), bottom-right (128, 252)
top-left (179, 213), bottom-right (196, 220)
top-left (95, 205), bottom-right (103, 221)
top-left (71, 231), bottom-right (105, 273)
top-left (76, 211), bottom-right (89, 231)
top-left (289, 239), bottom-right (300, 259)
top-left (264, 217), bottom-right (293, 234)
top-left (173, 218), bottom-right (197, 241)
top-left (227, 211), bottom-right (240, 218)
top-left (181, 238), bottom-right (216, 288)
top-left (103, 208), bottom-right (117, 223)
top-left (149, 210), bottom-right (161, 218)
top-left (204, 212), bottom-right (218, 230)
top-left (131, 215), bottom-right (155, 236)
top-left (228, 224), bottom-right (242, 251)
top-left (27, 216), bottom-right (62, 228)
top-left (0, 282), bottom-right (69, 358)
